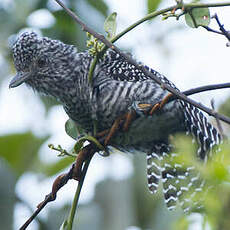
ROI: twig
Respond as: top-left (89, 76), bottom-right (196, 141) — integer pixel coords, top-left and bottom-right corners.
top-left (164, 82), bottom-right (230, 104)
top-left (110, 2), bottom-right (230, 44)
top-left (211, 99), bottom-right (226, 139)
top-left (19, 164), bottom-right (75, 230)
top-left (54, 0), bottom-right (230, 125)
top-left (203, 14), bottom-right (230, 44)
top-left (213, 14), bottom-right (230, 42)
top-left (180, 82), bottom-right (230, 98)
top-left (203, 26), bottom-right (225, 35)
top-left (19, 143), bottom-right (97, 230)
top-left (19, 195), bottom-right (53, 230)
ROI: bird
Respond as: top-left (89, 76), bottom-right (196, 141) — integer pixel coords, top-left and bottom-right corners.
top-left (9, 31), bottom-right (221, 212)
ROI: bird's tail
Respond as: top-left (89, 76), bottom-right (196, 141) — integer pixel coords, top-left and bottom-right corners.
top-left (147, 102), bottom-right (221, 212)
top-left (147, 143), bottom-right (205, 212)
top-left (181, 101), bottom-right (221, 160)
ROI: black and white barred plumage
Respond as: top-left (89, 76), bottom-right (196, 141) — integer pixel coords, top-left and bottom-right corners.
top-left (10, 32), bottom-right (221, 212)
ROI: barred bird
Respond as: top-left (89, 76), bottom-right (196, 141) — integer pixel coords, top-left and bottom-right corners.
top-left (10, 32), bottom-right (221, 212)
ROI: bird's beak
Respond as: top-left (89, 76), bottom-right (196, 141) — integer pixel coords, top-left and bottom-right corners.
top-left (9, 72), bottom-right (30, 88)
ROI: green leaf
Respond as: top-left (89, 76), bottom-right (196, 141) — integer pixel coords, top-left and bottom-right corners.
top-left (59, 219), bottom-right (68, 230)
top-left (218, 97), bottom-right (230, 117)
top-left (48, 9), bottom-right (86, 49)
top-left (104, 12), bottom-right (117, 40)
top-left (0, 159), bottom-right (16, 229)
top-left (74, 140), bottom-right (84, 153)
top-left (86, 0), bottom-right (108, 17)
top-left (185, 8), bottom-right (210, 28)
top-left (147, 0), bottom-right (162, 14)
top-left (40, 156), bottom-right (74, 177)
top-left (78, 135), bottom-right (105, 151)
top-left (0, 132), bottom-right (48, 178)
top-left (173, 216), bottom-right (189, 230)
top-left (213, 162), bottom-right (228, 181)
top-left (171, 134), bottom-right (197, 166)
top-left (65, 119), bottom-right (84, 140)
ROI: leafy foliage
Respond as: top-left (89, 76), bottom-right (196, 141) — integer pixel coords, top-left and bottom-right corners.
top-left (0, 132), bottom-right (48, 178)
top-left (65, 119), bottom-right (81, 140)
top-left (185, 8), bottom-right (210, 28)
top-left (86, 0), bottom-right (108, 17)
top-left (147, 0), bottom-right (162, 14)
top-left (104, 12), bottom-right (117, 40)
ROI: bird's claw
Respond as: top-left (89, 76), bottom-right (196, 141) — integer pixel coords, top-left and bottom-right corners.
top-left (97, 93), bottom-right (173, 146)
top-left (95, 111), bottom-right (136, 146)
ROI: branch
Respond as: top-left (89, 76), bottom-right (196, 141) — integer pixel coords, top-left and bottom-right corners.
top-left (109, 2), bottom-right (230, 44)
top-left (19, 144), bottom-right (97, 230)
top-left (213, 14), bottom-right (230, 42)
top-left (166, 81), bottom-right (230, 104)
top-left (19, 164), bottom-right (75, 230)
top-left (54, 0), bottom-right (230, 125)
top-left (203, 14), bottom-right (230, 44)
top-left (181, 82), bottom-right (230, 97)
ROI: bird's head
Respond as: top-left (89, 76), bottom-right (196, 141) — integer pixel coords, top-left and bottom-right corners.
top-left (9, 31), bottom-right (78, 96)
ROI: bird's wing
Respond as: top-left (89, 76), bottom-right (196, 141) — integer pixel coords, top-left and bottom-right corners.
top-left (101, 50), bottom-right (179, 88)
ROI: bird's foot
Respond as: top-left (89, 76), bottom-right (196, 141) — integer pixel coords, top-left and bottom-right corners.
top-left (103, 114), bottom-right (124, 146)
top-left (122, 110), bottom-right (136, 132)
top-left (149, 93), bottom-right (173, 115)
top-left (137, 93), bottom-right (173, 116)
top-left (95, 111), bottom-right (136, 146)
top-left (95, 93), bottom-right (173, 147)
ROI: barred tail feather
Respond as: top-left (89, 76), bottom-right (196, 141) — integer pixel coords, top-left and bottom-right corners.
top-left (147, 153), bottom-right (161, 194)
top-left (146, 101), bottom-right (221, 212)
top-left (161, 151), bottom-right (205, 212)
top-left (147, 143), bottom-right (208, 212)
top-left (147, 143), bottom-right (170, 194)
top-left (181, 101), bottom-right (221, 160)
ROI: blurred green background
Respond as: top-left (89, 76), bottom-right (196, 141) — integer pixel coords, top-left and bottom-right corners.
top-left (1, 0), bottom-right (230, 229)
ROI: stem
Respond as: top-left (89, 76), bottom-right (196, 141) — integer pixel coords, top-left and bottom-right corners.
top-left (66, 158), bottom-right (92, 230)
top-left (110, 5), bottom-right (176, 44)
top-left (88, 56), bottom-right (98, 84)
top-left (109, 2), bottom-right (230, 46)
top-left (66, 104), bottom-right (98, 230)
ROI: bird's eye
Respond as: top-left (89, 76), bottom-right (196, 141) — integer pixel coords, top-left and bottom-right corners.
top-left (37, 58), bottom-right (46, 68)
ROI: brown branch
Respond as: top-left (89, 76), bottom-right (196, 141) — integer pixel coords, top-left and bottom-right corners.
top-left (54, 0), bottom-right (230, 125)
top-left (19, 164), bottom-right (74, 230)
top-left (19, 144), bottom-right (97, 230)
